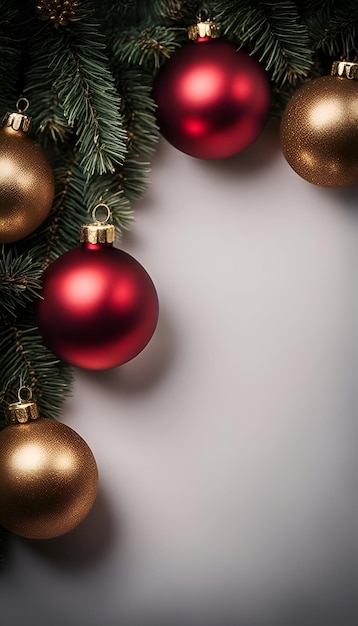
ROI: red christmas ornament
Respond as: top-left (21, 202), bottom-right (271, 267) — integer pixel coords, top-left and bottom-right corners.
top-left (153, 20), bottom-right (271, 159)
top-left (36, 205), bottom-right (159, 370)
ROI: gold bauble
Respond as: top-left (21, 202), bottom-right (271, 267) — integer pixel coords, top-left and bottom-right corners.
top-left (280, 69), bottom-right (358, 187)
top-left (0, 417), bottom-right (98, 539)
top-left (0, 126), bottom-right (54, 243)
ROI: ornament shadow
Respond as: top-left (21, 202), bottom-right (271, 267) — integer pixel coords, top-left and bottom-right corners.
top-left (198, 118), bottom-right (281, 178)
top-left (318, 182), bottom-right (358, 213)
top-left (0, 526), bottom-right (11, 567)
top-left (77, 305), bottom-right (175, 395)
top-left (16, 486), bottom-right (116, 572)
top-left (148, 118), bottom-right (281, 180)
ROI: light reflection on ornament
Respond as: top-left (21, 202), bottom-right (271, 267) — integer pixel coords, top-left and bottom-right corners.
top-left (179, 65), bottom-right (225, 105)
top-left (309, 100), bottom-right (344, 129)
top-left (63, 267), bottom-right (107, 316)
top-left (231, 75), bottom-right (253, 101)
top-left (112, 278), bottom-right (138, 312)
top-left (182, 117), bottom-right (208, 136)
top-left (12, 443), bottom-right (46, 472)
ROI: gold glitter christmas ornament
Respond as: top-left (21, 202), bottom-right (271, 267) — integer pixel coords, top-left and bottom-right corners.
top-left (0, 99), bottom-right (54, 244)
top-left (0, 388), bottom-right (98, 540)
top-left (280, 61), bottom-right (358, 187)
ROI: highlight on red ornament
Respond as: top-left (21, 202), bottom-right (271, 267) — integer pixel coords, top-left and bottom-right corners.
top-left (36, 203), bottom-right (159, 370)
top-left (153, 19), bottom-right (271, 160)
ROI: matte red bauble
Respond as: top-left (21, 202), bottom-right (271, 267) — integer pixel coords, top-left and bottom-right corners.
top-left (37, 209), bottom-right (159, 370)
top-left (153, 21), bottom-right (271, 159)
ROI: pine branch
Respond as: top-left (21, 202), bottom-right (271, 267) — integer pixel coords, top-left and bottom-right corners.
top-left (0, 4), bottom-right (23, 112)
top-left (116, 66), bottom-right (159, 158)
top-left (98, 0), bottom-right (186, 23)
top-left (25, 18), bottom-right (72, 145)
top-left (0, 250), bottom-right (42, 320)
top-left (214, 0), bottom-right (314, 86)
top-left (113, 24), bottom-right (183, 69)
top-left (303, 2), bottom-right (358, 57)
top-left (29, 0), bottom-right (128, 175)
top-left (23, 154), bottom-right (90, 267)
top-left (0, 315), bottom-right (73, 426)
top-left (119, 157), bottom-right (152, 202)
top-left (84, 172), bottom-right (133, 237)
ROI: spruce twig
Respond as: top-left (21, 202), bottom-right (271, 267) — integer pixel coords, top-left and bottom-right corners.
top-left (214, 0), bottom-right (314, 86)
top-left (113, 24), bottom-right (183, 69)
top-left (0, 316), bottom-right (73, 425)
top-left (0, 251), bottom-right (42, 319)
top-left (0, 3), bottom-right (22, 112)
top-left (52, 1), bottom-right (127, 175)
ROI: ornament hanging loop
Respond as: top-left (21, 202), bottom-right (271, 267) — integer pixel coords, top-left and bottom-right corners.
top-left (92, 202), bottom-right (112, 225)
top-left (197, 8), bottom-right (210, 22)
top-left (2, 98), bottom-right (32, 133)
top-left (17, 386), bottom-right (33, 404)
top-left (80, 203), bottom-right (115, 244)
top-left (16, 97), bottom-right (30, 114)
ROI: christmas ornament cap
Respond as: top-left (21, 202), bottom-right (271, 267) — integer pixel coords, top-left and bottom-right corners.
top-left (6, 387), bottom-right (39, 424)
top-left (80, 203), bottom-right (115, 244)
top-left (187, 20), bottom-right (218, 40)
top-left (2, 98), bottom-right (32, 133)
top-left (331, 60), bottom-right (358, 80)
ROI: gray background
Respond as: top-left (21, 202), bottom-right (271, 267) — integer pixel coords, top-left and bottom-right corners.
top-left (1, 123), bottom-right (357, 625)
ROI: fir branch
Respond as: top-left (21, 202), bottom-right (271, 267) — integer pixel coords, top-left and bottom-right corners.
top-left (119, 157), bottom-right (152, 202)
top-left (0, 315), bottom-right (73, 424)
top-left (24, 154), bottom-right (89, 267)
top-left (84, 175), bottom-right (133, 237)
top-left (115, 66), bottom-right (159, 158)
top-left (25, 19), bottom-right (72, 145)
top-left (0, 250), bottom-right (42, 319)
top-left (83, 157), bottom-right (151, 234)
top-left (0, 3), bottom-right (23, 112)
top-left (113, 24), bottom-right (183, 69)
top-left (39, 0), bottom-right (127, 175)
top-left (214, 0), bottom-right (314, 85)
top-left (303, 2), bottom-right (358, 58)
top-left (98, 0), bottom-right (185, 23)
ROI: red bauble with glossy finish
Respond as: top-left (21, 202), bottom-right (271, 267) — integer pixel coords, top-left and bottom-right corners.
top-left (37, 243), bottom-right (159, 370)
top-left (153, 38), bottom-right (271, 159)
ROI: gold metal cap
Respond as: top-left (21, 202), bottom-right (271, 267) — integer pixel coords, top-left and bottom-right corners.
top-left (6, 388), bottom-right (39, 424)
top-left (331, 61), bottom-right (358, 80)
top-left (80, 203), bottom-right (115, 244)
top-left (2, 97), bottom-right (32, 133)
top-left (188, 20), bottom-right (218, 40)
top-left (80, 223), bottom-right (115, 244)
